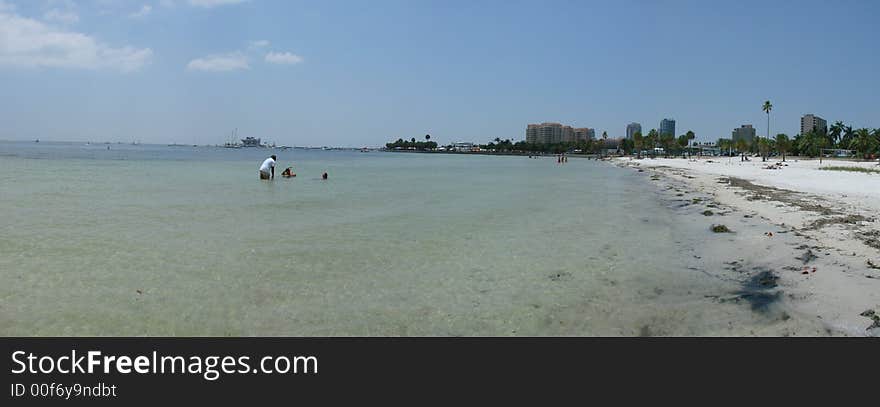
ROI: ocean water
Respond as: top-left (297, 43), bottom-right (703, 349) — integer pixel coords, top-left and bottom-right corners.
top-left (0, 141), bottom-right (810, 335)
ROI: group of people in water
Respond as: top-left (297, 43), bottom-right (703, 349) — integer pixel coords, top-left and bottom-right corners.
top-left (525, 153), bottom-right (568, 163)
top-left (259, 155), bottom-right (328, 181)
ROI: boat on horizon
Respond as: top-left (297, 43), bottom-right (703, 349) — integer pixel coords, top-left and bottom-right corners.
top-left (224, 128), bottom-right (243, 148)
top-left (241, 137), bottom-right (263, 147)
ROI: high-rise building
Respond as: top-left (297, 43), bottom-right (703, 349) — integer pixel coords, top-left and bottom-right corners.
top-left (800, 114), bottom-right (827, 135)
top-left (626, 122), bottom-right (642, 139)
top-left (659, 119), bottom-right (675, 136)
top-left (526, 124), bottom-right (540, 144)
top-left (574, 128), bottom-right (595, 141)
top-left (732, 125), bottom-right (756, 143)
top-left (526, 122), bottom-right (592, 144)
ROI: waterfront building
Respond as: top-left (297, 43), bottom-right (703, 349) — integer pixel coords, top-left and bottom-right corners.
top-left (800, 114), bottom-right (827, 135)
top-left (526, 122), bottom-right (593, 144)
top-left (660, 119), bottom-right (675, 136)
top-left (732, 124), bottom-right (756, 143)
top-left (626, 122), bottom-right (641, 139)
top-left (574, 128), bottom-right (595, 142)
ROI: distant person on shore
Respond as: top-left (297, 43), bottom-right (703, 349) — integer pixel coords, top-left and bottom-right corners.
top-left (259, 155), bottom-right (277, 180)
top-left (281, 167), bottom-right (296, 178)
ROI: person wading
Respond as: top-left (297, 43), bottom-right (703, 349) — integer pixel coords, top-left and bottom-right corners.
top-left (259, 155), bottom-right (277, 180)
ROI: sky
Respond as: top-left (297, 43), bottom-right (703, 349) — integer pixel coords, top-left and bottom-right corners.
top-left (0, 0), bottom-right (878, 147)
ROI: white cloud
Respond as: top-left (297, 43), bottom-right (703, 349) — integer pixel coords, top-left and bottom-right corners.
top-left (187, 0), bottom-right (247, 8)
top-left (43, 8), bottom-right (79, 24)
top-left (186, 52), bottom-right (249, 72)
top-left (129, 4), bottom-right (152, 18)
top-left (0, 8), bottom-right (152, 72)
top-left (265, 51), bottom-right (303, 65)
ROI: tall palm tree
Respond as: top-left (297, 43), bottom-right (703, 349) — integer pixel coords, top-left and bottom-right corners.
top-left (601, 131), bottom-right (608, 157)
top-left (761, 100), bottom-right (772, 162)
top-left (425, 134), bottom-right (431, 141)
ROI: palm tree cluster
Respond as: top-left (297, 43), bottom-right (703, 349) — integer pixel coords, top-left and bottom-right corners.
top-left (711, 100), bottom-right (879, 160)
top-left (385, 136), bottom-right (437, 150)
top-left (715, 125), bottom-right (879, 161)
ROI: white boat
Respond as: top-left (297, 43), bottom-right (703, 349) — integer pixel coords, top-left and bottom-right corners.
top-left (224, 128), bottom-right (243, 148)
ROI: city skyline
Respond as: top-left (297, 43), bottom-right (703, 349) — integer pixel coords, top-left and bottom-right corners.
top-left (0, 0), bottom-right (877, 146)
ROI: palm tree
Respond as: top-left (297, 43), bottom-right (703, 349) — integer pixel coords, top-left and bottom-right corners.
top-left (874, 128), bottom-right (880, 158)
top-left (775, 134), bottom-right (790, 162)
top-left (633, 131), bottom-right (644, 159)
top-left (645, 129), bottom-right (658, 156)
top-left (425, 134), bottom-right (431, 141)
top-left (677, 135), bottom-right (689, 157)
top-left (685, 130), bottom-right (695, 157)
top-left (829, 121), bottom-right (845, 147)
top-left (798, 130), bottom-right (828, 161)
top-left (659, 133), bottom-right (675, 158)
top-left (758, 137), bottom-right (772, 160)
top-left (411, 137), bottom-right (416, 143)
top-left (735, 138), bottom-right (749, 161)
top-left (849, 128), bottom-right (878, 159)
top-left (840, 125), bottom-right (855, 149)
top-left (717, 138), bottom-right (731, 158)
top-left (762, 100), bottom-right (773, 162)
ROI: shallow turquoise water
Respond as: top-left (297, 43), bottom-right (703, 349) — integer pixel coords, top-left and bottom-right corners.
top-left (0, 141), bottom-right (793, 335)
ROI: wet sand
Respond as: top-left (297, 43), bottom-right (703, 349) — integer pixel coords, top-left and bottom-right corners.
top-left (614, 156), bottom-right (880, 336)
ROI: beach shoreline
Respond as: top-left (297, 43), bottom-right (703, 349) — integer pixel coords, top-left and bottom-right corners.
top-left (612, 155), bottom-right (880, 336)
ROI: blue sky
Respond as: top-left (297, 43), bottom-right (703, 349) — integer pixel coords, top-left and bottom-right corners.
top-left (1, 0), bottom-right (877, 146)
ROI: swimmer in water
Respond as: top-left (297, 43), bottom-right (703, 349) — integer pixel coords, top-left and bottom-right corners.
top-left (281, 167), bottom-right (296, 177)
top-left (321, 172), bottom-right (328, 180)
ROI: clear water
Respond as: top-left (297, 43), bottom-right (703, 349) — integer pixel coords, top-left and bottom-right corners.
top-left (0, 141), bottom-right (808, 335)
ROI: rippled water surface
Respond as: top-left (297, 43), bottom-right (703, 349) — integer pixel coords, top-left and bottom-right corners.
top-left (0, 141), bottom-right (808, 335)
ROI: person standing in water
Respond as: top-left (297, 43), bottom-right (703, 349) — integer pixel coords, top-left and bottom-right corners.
top-left (259, 155), bottom-right (276, 180)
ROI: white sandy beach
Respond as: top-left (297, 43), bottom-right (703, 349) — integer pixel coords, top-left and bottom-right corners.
top-left (614, 155), bottom-right (880, 336)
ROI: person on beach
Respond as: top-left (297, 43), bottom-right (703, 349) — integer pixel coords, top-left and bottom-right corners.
top-left (259, 155), bottom-right (276, 180)
top-left (281, 167), bottom-right (295, 178)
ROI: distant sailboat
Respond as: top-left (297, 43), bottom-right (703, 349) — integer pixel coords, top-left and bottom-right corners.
top-left (224, 128), bottom-right (242, 148)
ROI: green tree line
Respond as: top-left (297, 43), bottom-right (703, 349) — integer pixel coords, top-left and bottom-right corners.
top-left (715, 123), bottom-right (879, 160)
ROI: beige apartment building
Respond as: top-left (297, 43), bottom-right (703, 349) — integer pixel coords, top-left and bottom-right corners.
top-left (526, 122), bottom-right (594, 144)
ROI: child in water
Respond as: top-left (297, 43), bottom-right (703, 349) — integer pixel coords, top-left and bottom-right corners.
top-left (281, 167), bottom-right (296, 177)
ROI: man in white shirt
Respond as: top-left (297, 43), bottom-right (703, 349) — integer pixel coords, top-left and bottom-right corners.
top-left (259, 155), bottom-right (277, 180)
